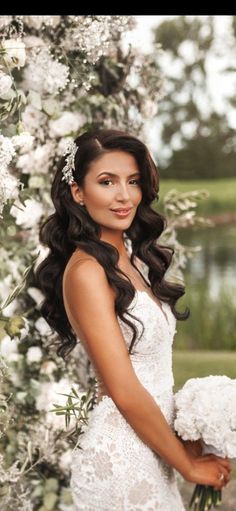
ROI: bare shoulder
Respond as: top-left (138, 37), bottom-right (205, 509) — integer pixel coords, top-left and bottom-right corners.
top-left (63, 248), bottom-right (116, 311)
top-left (65, 248), bottom-right (97, 274)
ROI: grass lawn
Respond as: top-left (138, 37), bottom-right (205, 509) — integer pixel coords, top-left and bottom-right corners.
top-left (173, 350), bottom-right (236, 391)
top-left (173, 350), bottom-right (236, 480)
top-left (156, 178), bottom-right (236, 216)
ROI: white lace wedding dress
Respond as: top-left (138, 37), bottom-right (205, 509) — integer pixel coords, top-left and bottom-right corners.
top-left (70, 276), bottom-right (186, 510)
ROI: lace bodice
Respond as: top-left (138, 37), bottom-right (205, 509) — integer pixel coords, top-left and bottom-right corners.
top-left (91, 289), bottom-right (177, 407)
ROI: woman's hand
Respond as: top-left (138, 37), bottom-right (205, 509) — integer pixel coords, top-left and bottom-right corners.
top-left (183, 453), bottom-right (232, 490)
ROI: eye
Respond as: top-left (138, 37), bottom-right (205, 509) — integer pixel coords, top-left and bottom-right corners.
top-left (99, 179), bottom-right (113, 186)
top-left (129, 179), bottom-right (141, 185)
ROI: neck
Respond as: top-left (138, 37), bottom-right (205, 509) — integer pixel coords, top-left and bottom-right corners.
top-left (100, 230), bottom-right (129, 261)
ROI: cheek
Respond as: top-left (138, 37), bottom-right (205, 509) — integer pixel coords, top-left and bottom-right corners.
top-left (85, 187), bottom-right (112, 206)
top-left (133, 187), bottom-right (142, 204)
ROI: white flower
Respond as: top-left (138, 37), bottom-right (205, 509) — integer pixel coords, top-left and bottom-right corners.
top-left (0, 135), bottom-right (15, 167)
top-left (62, 16), bottom-right (132, 64)
top-left (1, 38), bottom-right (26, 70)
top-left (0, 136), bottom-right (19, 216)
top-left (23, 35), bottom-right (46, 49)
top-left (27, 287), bottom-right (44, 306)
top-left (48, 111), bottom-right (86, 138)
top-left (11, 132), bottom-right (34, 154)
top-left (21, 105), bottom-right (47, 137)
top-left (40, 360), bottom-right (57, 376)
top-left (0, 70), bottom-right (13, 96)
top-left (23, 15), bottom-right (61, 30)
top-left (174, 375), bottom-right (236, 458)
top-left (16, 142), bottom-right (54, 175)
top-left (23, 48), bottom-right (69, 95)
top-left (23, 16), bottom-right (47, 30)
top-left (26, 346), bottom-right (43, 363)
top-left (0, 169), bottom-right (19, 218)
top-left (0, 334), bottom-right (20, 361)
top-left (10, 198), bottom-right (44, 229)
top-left (0, 16), bottom-right (12, 29)
top-left (141, 99), bottom-right (158, 119)
top-left (35, 317), bottom-right (52, 336)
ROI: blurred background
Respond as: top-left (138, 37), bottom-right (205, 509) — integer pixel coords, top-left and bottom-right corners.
top-left (131, 15), bottom-right (236, 390)
top-left (0, 15), bottom-right (235, 510)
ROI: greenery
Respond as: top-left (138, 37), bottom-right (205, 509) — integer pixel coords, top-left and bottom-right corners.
top-left (157, 178), bottom-right (236, 215)
top-left (173, 350), bottom-right (236, 391)
top-left (173, 282), bottom-right (236, 351)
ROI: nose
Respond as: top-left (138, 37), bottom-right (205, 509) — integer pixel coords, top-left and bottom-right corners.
top-left (115, 182), bottom-right (131, 202)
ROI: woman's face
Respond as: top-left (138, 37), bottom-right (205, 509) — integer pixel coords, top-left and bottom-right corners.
top-left (72, 150), bottom-right (142, 233)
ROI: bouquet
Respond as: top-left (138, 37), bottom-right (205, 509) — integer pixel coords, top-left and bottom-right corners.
top-left (174, 375), bottom-right (236, 510)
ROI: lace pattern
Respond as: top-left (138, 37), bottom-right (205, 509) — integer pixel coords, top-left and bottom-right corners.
top-left (70, 287), bottom-right (185, 510)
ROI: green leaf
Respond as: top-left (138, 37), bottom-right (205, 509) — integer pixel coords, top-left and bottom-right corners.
top-left (0, 252), bottom-right (40, 311)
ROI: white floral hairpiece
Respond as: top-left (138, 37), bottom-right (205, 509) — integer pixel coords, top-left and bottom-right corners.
top-left (61, 140), bottom-right (78, 185)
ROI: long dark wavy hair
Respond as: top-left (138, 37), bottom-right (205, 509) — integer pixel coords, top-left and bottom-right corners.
top-left (35, 128), bottom-right (189, 359)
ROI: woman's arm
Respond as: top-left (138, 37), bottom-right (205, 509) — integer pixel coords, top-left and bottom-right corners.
top-left (63, 253), bottom-right (231, 487)
top-left (176, 435), bottom-right (203, 458)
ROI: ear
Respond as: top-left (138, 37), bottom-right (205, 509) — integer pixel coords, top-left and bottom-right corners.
top-left (70, 182), bottom-right (84, 205)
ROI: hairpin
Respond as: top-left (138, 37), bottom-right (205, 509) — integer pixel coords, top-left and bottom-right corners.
top-left (61, 140), bottom-right (78, 185)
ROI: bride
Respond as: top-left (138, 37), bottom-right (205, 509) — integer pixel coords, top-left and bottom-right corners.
top-left (36, 129), bottom-right (232, 510)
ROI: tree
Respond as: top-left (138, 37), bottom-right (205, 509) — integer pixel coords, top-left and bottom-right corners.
top-left (153, 16), bottom-right (236, 179)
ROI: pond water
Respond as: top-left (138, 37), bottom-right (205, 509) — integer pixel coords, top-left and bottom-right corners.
top-left (178, 223), bottom-right (236, 302)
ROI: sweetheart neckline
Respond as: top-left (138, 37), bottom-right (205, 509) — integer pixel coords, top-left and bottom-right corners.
top-left (133, 289), bottom-right (170, 327)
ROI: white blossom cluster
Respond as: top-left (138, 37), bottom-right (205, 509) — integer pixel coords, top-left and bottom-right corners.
top-left (23, 48), bottom-right (69, 95)
top-left (62, 15), bottom-right (134, 64)
top-left (0, 135), bottom-right (18, 216)
top-left (23, 15), bottom-right (61, 30)
top-left (174, 375), bottom-right (236, 458)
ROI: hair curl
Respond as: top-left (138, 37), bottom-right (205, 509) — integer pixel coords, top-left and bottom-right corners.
top-left (35, 129), bottom-right (189, 359)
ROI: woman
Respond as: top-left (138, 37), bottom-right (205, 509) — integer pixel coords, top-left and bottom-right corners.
top-left (36, 129), bottom-right (231, 510)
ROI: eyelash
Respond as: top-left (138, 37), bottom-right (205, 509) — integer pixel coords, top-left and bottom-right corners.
top-left (99, 179), bottom-right (141, 186)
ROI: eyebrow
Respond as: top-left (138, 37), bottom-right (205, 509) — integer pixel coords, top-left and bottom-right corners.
top-left (97, 171), bottom-right (141, 178)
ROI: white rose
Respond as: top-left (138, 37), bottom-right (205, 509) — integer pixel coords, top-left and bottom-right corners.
top-left (48, 111), bottom-right (86, 138)
top-left (1, 38), bottom-right (26, 70)
top-left (0, 71), bottom-right (12, 96)
top-left (27, 346), bottom-right (43, 363)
